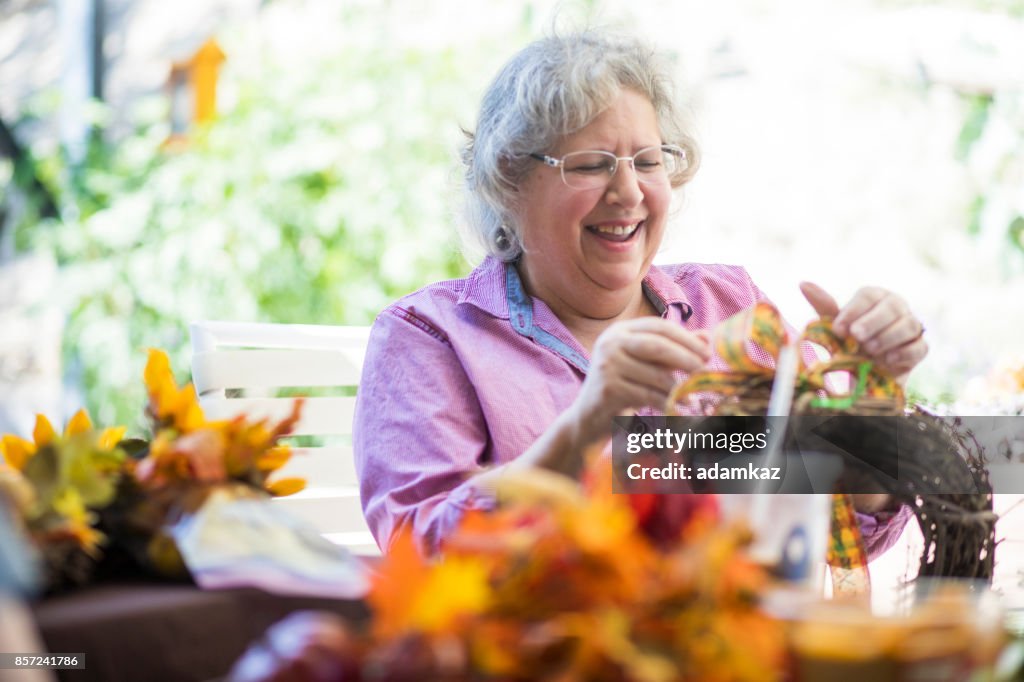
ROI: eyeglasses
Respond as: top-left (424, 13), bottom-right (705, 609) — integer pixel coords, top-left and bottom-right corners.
top-left (529, 144), bottom-right (688, 190)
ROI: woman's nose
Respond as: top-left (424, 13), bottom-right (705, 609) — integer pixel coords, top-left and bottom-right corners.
top-left (604, 162), bottom-right (644, 207)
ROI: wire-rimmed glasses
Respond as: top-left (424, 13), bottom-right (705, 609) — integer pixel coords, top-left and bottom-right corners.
top-left (530, 144), bottom-right (688, 190)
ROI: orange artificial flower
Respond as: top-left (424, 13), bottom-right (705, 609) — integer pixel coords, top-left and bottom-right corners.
top-left (369, 530), bottom-right (492, 639)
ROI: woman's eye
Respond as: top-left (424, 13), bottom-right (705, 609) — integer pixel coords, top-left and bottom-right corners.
top-left (570, 164), bottom-right (611, 174)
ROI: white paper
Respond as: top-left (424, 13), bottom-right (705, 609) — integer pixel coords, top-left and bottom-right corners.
top-left (170, 488), bottom-right (369, 599)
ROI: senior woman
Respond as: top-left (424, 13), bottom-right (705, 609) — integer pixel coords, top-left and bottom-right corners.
top-left (353, 31), bottom-right (926, 555)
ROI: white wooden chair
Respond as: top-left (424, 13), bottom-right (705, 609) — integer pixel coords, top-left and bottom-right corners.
top-left (189, 320), bottom-right (378, 555)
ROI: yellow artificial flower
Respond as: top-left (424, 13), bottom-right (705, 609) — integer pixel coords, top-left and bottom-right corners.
top-left (51, 488), bottom-right (105, 555)
top-left (0, 433), bottom-right (35, 470)
top-left (63, 409), bottom-right (127, 453)
top-left (0, 411), bottom-right (125, 472)
top-left (33, 414), bottom-right (57, 448)
top-left (144, 349), bottom-right (206, 432)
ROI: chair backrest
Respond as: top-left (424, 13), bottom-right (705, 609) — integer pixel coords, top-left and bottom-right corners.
top-left (189, 320), bottom-right (378, 555)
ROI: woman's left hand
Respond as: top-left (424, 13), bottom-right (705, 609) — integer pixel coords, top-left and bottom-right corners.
top-left (799, 282), bottom-right (928, 385)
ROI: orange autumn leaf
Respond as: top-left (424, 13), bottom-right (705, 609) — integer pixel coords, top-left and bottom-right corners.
top-left (256, 445), bottom-right (293, 472)
top-left (468, 620), bottom-right (524, 676)
top-left (369, 530), bottom-right (431, 637)
top-left (370, 530), bottom-right (492, 639)
top-left (265, 477), bottom-right (305, 497)
top-left (356, 454), bottom-right (781, 680)
top-left (179, 430), bottom-right (229, 482)
top-left (136, 350), bottom-right (305, 492)
top-left (564, 497), bottom-right (639, 556)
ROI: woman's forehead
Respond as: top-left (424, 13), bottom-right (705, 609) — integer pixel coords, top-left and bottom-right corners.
top-left (548, 90), bottom-right (661, 153)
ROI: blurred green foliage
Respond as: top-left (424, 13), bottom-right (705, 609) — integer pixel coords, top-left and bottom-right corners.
top-left (956, 89), bottom-right (1024, 263)
top-left (10, 13), bottom-right (527, 430)
top-left (871, 1), bottom-right (1024, 267)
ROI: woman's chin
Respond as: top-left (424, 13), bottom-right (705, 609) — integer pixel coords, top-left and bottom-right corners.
top-left (585, 263), bottom-right (649, 295)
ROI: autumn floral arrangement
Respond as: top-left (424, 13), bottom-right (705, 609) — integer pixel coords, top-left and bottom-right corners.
top-left (0, 349), bottom-right (305, 590)
top-left (265, 462), bottom-right (785, 682)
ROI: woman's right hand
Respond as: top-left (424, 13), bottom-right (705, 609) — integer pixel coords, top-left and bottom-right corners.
top-left (569, 317), bottom-right (711, 447)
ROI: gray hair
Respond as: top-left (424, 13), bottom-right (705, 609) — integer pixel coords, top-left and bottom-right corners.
top-left (461, 30), bottom-right (700, 262)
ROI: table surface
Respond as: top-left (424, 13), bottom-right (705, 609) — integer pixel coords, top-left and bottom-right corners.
top-left (32, 580), bottom-right (369, 682)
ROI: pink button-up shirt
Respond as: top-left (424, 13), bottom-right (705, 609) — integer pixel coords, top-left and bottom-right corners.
top-left (353, 257), bottom-right (911, 555)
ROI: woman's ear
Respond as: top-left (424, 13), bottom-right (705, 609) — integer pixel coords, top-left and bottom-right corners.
top-left (497, 153), bottom-right (522, 193)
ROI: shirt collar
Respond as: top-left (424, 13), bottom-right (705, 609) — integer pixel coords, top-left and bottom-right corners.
top-left (456, 256), bottom-right (509, 318)
top-left (457, 256), bottom-right (693, 321)
top-left (643, 262), bottom-right (694, 321)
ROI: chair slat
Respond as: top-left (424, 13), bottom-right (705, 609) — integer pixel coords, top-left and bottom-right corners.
top-left (322, 531), bottom-right (379, 555)
top-left (193, 349), bottom-right (362, 393)
top-left (189, 321), bottom-right (373, 553)
top-left (191, 322), bottom-right (370, 352)
top-left (200, 396), bottom-right (356, 437)
top-left (271, 487), bottom-right (369, 533)
top-left (277, 446), bottom-right (358, 488)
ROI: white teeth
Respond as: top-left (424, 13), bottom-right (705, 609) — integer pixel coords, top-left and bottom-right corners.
top-left (592, 222), bottom-right (641, 236)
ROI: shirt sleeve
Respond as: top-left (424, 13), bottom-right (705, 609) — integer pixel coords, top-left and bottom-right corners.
top-left (857, 504), bottom-right (914, 561)
top-left (353, 305), bottom-right (495, 554)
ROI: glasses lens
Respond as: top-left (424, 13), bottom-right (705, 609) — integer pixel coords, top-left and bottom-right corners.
top-left (633, 146), bottom-right (687, 185)
top-left (561, 151), bottom-right (616, 189)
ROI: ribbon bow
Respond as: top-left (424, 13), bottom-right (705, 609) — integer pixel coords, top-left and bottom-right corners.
top-left (668, 302), bottom-right (904, 413)
top-left (666, 302), bottom-right (905, 594)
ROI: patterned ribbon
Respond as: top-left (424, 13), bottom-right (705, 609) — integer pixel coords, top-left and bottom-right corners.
top-left (827, 492), bottom-right (871, 595)
top-left (668, 303), bottom-right (903, 409)
top-left (666, 303), bottom-right (904, 595)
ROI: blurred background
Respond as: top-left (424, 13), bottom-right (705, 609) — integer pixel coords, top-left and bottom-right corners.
top-left (1, 0), bottom-right (1023, 604)
top-left (1, 0), bottom-right (1021, 433)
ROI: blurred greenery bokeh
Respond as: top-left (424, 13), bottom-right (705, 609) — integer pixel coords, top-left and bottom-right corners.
top-left (2, 0), bottom-right (1022, 430)
top-left (5, 5), bottom-right (545, 430)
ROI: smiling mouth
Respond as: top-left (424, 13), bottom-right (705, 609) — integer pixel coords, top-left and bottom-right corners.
top-left (587, 221), bottom-right (644, 243)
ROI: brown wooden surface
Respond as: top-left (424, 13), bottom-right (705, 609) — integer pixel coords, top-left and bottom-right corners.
top-left (32, 581), bottom-right (369, 682)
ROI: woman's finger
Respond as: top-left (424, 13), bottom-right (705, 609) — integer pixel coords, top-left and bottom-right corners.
top-left (618, 330), bottom-right (709, 372)
top-left (799, 281), bottom-right (841, 319)
top-left (609, 317), bottom-right (712, 362)
top-left (844, 296), bottom-right (907, 344)
top-left (832, 286), bottom-right (888, 337)
top-left (590, 349), bottom-right (678, 400)
top-left (882, 337), bottom-right (929, 373)
top-left (859, 316), bottom-right (922, 357)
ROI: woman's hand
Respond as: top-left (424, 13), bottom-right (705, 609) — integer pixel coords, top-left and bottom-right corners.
top-left (569, 317), bottom-right (711, 446)
top-left (799, 282), bottom-right (928, 385)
